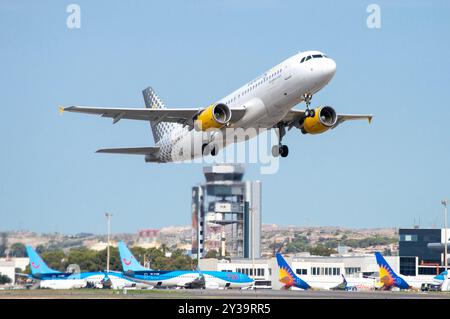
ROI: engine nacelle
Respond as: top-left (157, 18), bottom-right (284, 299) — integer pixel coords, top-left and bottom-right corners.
top-left (302, 106), bottom-right (337, 134)
top-left (194, 103), bottom-right (231, 131)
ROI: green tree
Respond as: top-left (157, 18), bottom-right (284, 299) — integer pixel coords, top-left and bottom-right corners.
top-left (171, 249), bottom-right (187, 259)
top-left (152, 256), bottom-right (173, 270)
top-left (0, 274), bottom-right (12, 284)
top-left (24, 264), bottom-right (30, 274)
top-left (67, 248), bottom-right (100, 272)
top-left (40, 250), bottom-right (67, 272)
top-left (0, 233), bottom-right (7, 257)
top-left (284, 235), bottom-right (309, 253)
top-left (172, 256), bottom-right (192, 270)
top-left (10, 243), bottom-right (26, 257)
top-left (130, 246), bottom-right (148, 265)
top-left (205, 249), bottom-right (218, 258)
top-left (95, 247), bottom-right (121, 272)
top-left (129, 246), bottom-right (164, 269)
top-left (35, 245), bottom-right (46, 254)
top-left (160, 244), bottom-right (168, 255)
top-left (308, 244), bottom-right (337, 256)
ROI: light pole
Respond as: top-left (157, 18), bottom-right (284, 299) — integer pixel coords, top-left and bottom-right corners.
top-left (105, 212), bottom-right (113, 273)
top-left (251, 207), bottom-right (255, 284)
top-left (442, 200), bottom-right (448, 273)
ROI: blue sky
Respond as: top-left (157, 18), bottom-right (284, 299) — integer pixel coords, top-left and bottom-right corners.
top-left (0, 0), bottom-right (449, 234)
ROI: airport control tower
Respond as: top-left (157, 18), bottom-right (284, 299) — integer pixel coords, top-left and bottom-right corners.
top-left (191, 165), bottom-right (261, 260)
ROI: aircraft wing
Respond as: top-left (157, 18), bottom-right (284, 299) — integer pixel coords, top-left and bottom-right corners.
top-left (332, 114), bottom-right (373, 128)
top-left (61, 105), bottom-right (246, 126)
top-left (96, 146), bottom-right (159, 155)
top-left (281, 109), bottom-right (372, 130)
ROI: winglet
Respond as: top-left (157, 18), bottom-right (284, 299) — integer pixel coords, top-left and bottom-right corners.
top-left (368, 116), bottom-right (373, 124)
top-left (58, 106), bottom-right (65, 114)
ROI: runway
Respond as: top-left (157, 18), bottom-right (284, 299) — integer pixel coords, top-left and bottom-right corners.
top-left (1, 288), bottom-right (449, 299)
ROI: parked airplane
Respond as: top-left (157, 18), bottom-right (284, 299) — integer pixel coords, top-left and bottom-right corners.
top-left (375, 252), bottom-right (437, 290)
top-left (430, 270), bottom-right (450, 291)
top-left (276, 252), bottom-right (310, 290)
top-left (375, 252), bottom-right (413, 290)
top-left (61, 51), bottom-right (372, 161)
top-left (276, 252), bottom-right (374, 291)
top-left (118, 241), bottom-right (253, 289)
top-left (25, 245), bottom-right (139, 289)
top-left (330, 275), bottom-right (360, 291)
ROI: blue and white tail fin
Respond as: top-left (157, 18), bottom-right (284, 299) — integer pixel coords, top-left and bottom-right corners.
top-left (118, 241), bottom-right (152, 272)
top-left (142, 87), bottom-right (180, 144)
top-left (276, 252), bottom-right (310, 290)
top-left (433, 270), bottom-right (448, 283)
top-left (26, 245), bottom-right (61, 276)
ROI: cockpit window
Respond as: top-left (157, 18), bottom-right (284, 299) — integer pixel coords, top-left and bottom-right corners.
top-left (301, 54), bottom-right (328, 63)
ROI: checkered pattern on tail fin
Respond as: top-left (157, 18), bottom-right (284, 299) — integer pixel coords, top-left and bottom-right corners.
top-left (142, 87), bottom-right (178, 144)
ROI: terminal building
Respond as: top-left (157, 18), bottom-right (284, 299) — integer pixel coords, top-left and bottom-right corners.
top-left (199, 253), bottom-right (399, 289)
top-left (398, 228), bottom-right (450, 276)
top-left (0, 257), bottom-right (28, 285)
top-left (200, 227), bottom-right (450, 288)
top-left (191, 165), bottom-right (261, 260)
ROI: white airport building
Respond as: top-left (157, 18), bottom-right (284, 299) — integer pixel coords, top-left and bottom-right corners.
top-left (0, 257), bottom-right (29, 285)
top-left (199, 253), bottom-right (399, 289)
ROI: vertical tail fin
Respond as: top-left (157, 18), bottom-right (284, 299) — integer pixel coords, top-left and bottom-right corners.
top-left (276, 252), bottom-right (310, 289)
top-left (375, 252), bottom-right (410, 289)
top-left (375, 251), bottom-right (396, 278)
top-left (434, 270), bottom-right (448, 282)
top-left (25, 245), bottom-right (60, 276)
top-left (117, 241), bottom-right (152, 272)
top-left (142, 87), bottom-right (180, 144)
top-left (342, 274), bottom-right (347, 285)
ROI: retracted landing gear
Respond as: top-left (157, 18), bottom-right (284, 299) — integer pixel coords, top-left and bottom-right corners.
top-left (272, 123), bottom-right (289, 158)
top-left (302, 93), bottom-right (315, 118)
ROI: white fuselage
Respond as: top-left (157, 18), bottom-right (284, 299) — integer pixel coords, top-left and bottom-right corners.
top-left (37, 273), bottom-right (138, 290)
top-left (158, 51), bottom-right (337, 162)
top-left (126, 271), bottom-right (253, 289)
top-left (291, 276), bottom-right (376, 291)
top-left (83, 273), bottom-right (139, 289)
top-left (397, 275), bottom-right (439, 290)
top-left (38, 279), bottom-right (86, 289)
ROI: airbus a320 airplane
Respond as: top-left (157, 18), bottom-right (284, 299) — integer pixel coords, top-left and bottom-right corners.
top-left (61, 51), bottom-right (372, 162)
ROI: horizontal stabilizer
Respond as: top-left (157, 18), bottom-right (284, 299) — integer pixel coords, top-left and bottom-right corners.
top-left (96, 146), bottom-right (160, 155)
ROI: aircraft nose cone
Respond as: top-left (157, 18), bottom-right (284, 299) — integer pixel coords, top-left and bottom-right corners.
top-left (322, 58), bottom-right (336, 80)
